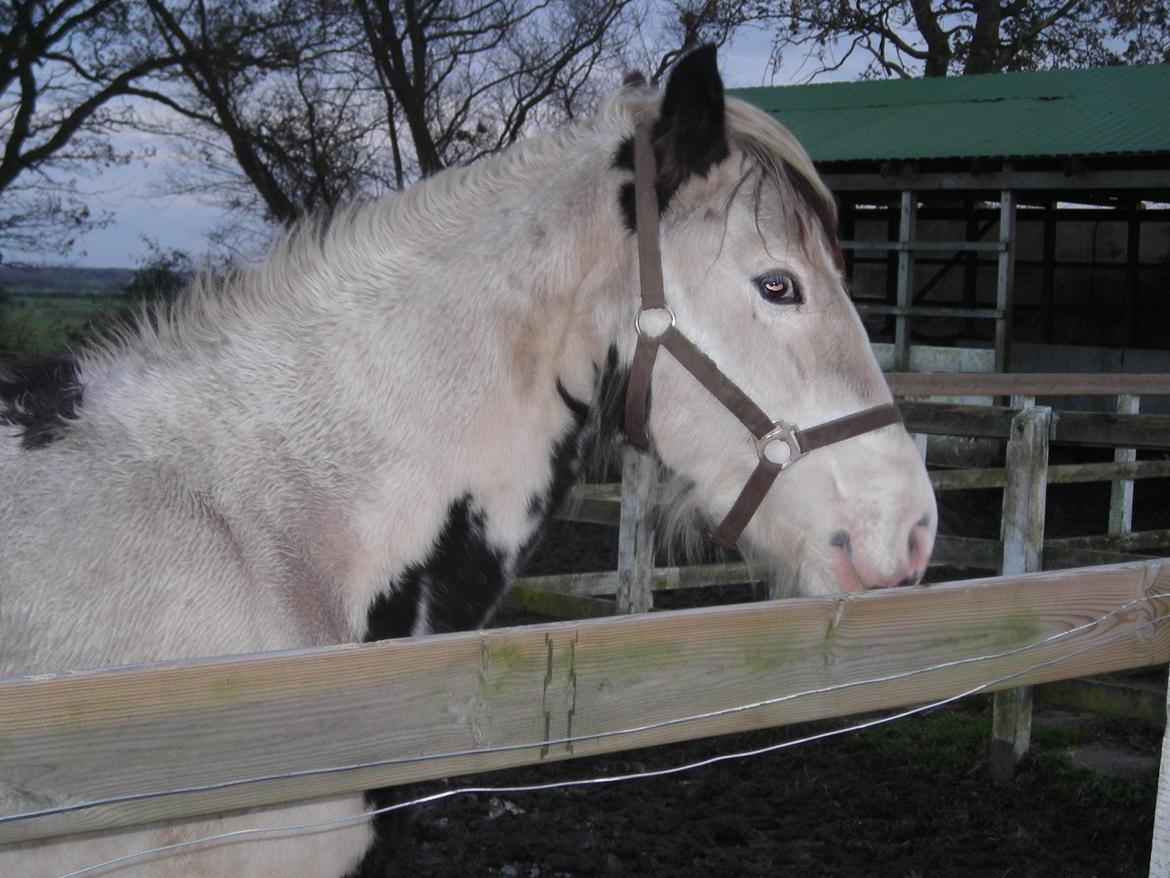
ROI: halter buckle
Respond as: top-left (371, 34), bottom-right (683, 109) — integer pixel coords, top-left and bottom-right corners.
top-left (634, 307), bottom-right (675, 339)
top-left (756, 422), bottom-right (804, 470)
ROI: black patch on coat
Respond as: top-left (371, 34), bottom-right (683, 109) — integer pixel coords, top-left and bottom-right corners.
top-left (364, 495), bottom-right (508, 641)
top-left (0, 354), bottom-right (84, 449)
top-left (526, 346), bottom-right (627, 526)
top-left (361, 575), bottom-right (420, 641)
top-left (341, 808), bottom-right (400, 878)
top-left (357, 495), bottom-right (510, 876)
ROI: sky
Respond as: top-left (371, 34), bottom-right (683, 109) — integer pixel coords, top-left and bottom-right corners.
top-left (22, 25), bottom-right (859, 270)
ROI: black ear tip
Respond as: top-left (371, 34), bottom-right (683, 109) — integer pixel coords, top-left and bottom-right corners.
top-left (674, 44), bottom-right (720, 79)
top-left (623, 71), bottom-right (647, 88)
top-left (663, 43), bottom-right (724, 103)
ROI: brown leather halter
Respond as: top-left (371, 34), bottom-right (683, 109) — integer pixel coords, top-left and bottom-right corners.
top-left (623, 122), bottom-right (904, 550)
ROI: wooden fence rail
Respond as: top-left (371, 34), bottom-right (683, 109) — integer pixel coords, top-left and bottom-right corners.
top-left (886, 372), bottom-right (1170, 397)
top-left (1, 561), bottom-right (1167, 847)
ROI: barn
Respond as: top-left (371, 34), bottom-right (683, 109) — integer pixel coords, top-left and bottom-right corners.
top-left (734, 65), bottom-right (1170, 404)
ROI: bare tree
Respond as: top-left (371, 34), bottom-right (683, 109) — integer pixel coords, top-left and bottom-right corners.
top-left (749, 0), bottom-right (1170, 79)
top-left (127, 0), bottom-right (379, 225)
top-left (0, 1), bottom-right (177, 257)
top-left (126, 0), bottom-right (648, 231)
top-left (341, 0), bottom-right (644, 180)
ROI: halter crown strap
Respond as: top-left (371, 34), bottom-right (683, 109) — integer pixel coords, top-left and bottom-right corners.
top-left (621, 120), bottom-right (904, 549)
top-left (624, 123), bottom-right (665, 450)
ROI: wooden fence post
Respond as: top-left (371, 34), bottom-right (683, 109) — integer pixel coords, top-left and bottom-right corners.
top-left (617, 444), bottom-right (655, 615)
top-left (1152, 663), bottom-right (1170, 877)
top-left (991, 403), bottom-right (1051, 783)
top-left (1110, 393), bottom-right (1140, 537)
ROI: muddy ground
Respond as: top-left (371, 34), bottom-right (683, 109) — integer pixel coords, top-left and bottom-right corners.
top-left (389, 456), bottom-right (1170, 877)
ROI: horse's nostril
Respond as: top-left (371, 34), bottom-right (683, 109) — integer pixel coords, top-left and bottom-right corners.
top-left (829, 529), bottom-right (852, 556)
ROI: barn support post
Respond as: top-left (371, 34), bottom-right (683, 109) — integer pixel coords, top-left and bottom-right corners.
top-left (991, 402), bottom-right (1051, 783)
top-left (1110, 394), bottom-right (1141, 537)
top-left (894, 189), bottom-right (916, 371)
top-left (994, 188), bottom-right (1017, 373)
top-left (617, 445), bottom-right (655, 614)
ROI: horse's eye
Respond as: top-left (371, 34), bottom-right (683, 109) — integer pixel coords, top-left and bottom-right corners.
top-left (754, 271), bottom-right (802, 305)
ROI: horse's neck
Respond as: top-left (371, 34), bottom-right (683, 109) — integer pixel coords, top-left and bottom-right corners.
top-left (87, 142), bottom-right (635, 639)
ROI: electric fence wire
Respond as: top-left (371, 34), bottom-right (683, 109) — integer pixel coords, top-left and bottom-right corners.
top-left (13, 593), bottom-right (1165, 878)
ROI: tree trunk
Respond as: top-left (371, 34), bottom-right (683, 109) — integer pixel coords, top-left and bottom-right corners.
top-left (965, 0), bottom-right (1004, 74)
top-left (910, 0), bottom-right (952, 76)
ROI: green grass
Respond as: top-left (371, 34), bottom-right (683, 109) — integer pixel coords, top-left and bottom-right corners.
top-left (846, 698), bottom-right (1159, 808)
top-left (0, 294), bottom-right (124, 355)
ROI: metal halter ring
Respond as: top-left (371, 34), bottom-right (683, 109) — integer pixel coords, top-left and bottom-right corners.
top-left (634, 307), bottom-right (676, 339)
top-left (756, 421), bottom-right (804, 470)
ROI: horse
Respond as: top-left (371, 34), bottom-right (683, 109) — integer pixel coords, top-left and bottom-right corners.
top-left (0, 46), bottom-right (936, 877)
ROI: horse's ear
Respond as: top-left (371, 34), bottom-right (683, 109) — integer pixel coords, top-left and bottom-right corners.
top-left (654, 45), bottom-right (729, 189)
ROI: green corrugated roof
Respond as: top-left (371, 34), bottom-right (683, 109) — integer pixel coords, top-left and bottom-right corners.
top-left (731, 65), bottom-right (1170, 163)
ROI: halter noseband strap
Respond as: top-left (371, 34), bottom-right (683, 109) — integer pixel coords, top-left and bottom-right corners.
top-left (623, 122), bottom-right (904, 550)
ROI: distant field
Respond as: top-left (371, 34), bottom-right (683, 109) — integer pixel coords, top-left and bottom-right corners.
top-left (1, 266), bottom-right (133, 354)
top-left (1, 294), bottom-right (125, 355)
top-left (0, 266), bottom-right (132, 298)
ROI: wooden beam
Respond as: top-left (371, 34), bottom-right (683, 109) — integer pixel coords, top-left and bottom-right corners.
top-left (1110, 394), bottom-right (1141, 538)
top-left (887, 372), bottom-right (1170, 398)
top-left (994, 190), bottom-right (1016, 372)
top-left (992, 406), bottom-right (1051, 782)
top-left (1046, 530), bottom-right (1170, 554)
top-left (856, 304), bottom-right (1002, 320)
top-left (1, 562), bottom-right (1167, 844)
top-left (840, 240), bottom-right (1008, 253)
top-left (929, 460), bottom-right (1170, 492)
top-left (895, 190), bottom-right (916, 370)
top-left (617, 447), bottom-right (656, 614)
top-left (899, 402), bottom-right (1170, 451)
top-left (515, 562), bottom-right (759, 598)
top-left (823, 168), bottom-right (1170, 193)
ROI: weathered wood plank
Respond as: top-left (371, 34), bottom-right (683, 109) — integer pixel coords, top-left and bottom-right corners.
top-left (900, 402), bottom-right (1170, 451)
top-left (1, 561), bottom-right (1167, 845)
top-left (513, 563), bottom-right (759, 599)
top-left (992, 406), bottom-right (1050, 782)
top-left (928, 460), bottom-right (1170, 493)
top-left (887, 373), bottom-right (1170, 398)
top-left (1046, 530), bottom-right (1170, 554)
top-left (503, 587), bottom-right (616, 619)
top-left (616, 447), bottom-right (656, 614)
top-left (900, 402), bottom-right (1017, 439)
top-left (1110, 394), bottom-right (1141, 537)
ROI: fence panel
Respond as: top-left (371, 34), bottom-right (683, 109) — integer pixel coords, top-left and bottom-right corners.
top-left (1, 561), bottom-right (1166, 846)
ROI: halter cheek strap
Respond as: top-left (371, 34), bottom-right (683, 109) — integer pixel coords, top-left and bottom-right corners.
top-left (623, 122), bottom-right (903, 550)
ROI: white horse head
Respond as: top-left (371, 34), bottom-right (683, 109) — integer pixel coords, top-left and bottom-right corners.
top-left (615, 47), bottom-right (935, 596)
